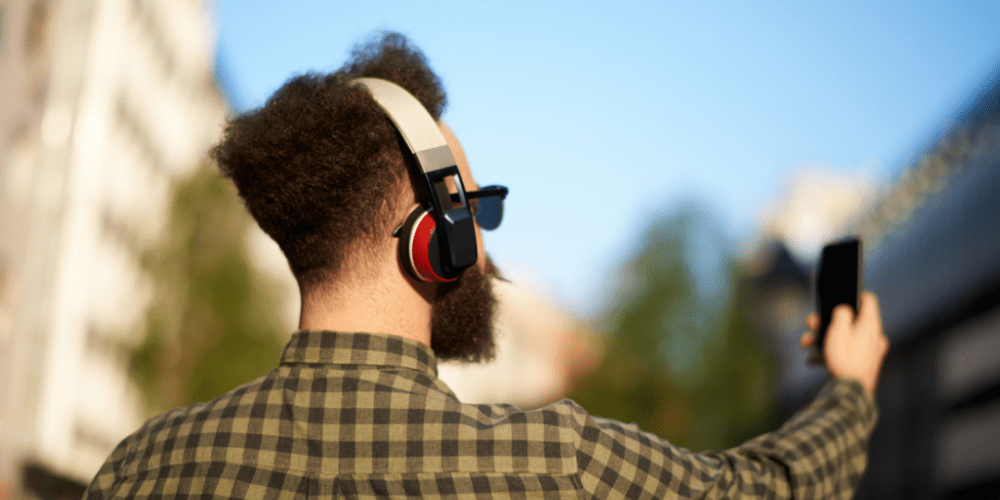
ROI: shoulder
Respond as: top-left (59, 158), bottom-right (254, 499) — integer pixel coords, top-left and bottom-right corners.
top-left (444, 397), bottom-right (644, 449)
top-left (146, 373), bottom-right (268, 426)
top-left (114, 372), bottom-right (277, 468)
top-left (84, 373), bottom-right (277, 496)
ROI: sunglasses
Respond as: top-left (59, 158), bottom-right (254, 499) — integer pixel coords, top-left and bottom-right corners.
top-left (449, 185), bottom-right (508, 230)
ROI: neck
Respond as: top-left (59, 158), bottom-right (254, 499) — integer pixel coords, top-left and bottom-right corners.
top-left (298, 263), bottom-right (434, 348)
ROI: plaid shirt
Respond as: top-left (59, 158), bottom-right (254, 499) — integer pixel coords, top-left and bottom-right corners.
top-left (84, 330), bottom-right (877, 499)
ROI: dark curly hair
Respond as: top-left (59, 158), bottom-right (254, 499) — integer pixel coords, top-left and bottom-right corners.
top-left (211, 32), bottom-right (447, 290)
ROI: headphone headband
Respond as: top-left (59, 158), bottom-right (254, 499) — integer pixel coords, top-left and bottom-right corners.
top-left (350, 77), bottom-right (456, 173)
top-left (350, 77), bottom-right (478, 280)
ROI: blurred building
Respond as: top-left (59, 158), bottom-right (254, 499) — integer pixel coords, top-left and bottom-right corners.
top-left (743, 242), bottom-right (816, 402)
top-left (0, 0), bottom-right (224, 496)
top-left (754, 167), bottom-right (879, 261)
top-left (852, 66), bottom-right (1000, 500)
top-left (748, 63), bottom-right (1000, 499)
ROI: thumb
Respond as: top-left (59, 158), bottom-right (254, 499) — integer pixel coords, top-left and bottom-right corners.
top-left (828, 304), bottom-right (855, 336)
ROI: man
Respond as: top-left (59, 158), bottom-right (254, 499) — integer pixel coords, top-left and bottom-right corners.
top-left (84, 33), bottom-right (889, 499)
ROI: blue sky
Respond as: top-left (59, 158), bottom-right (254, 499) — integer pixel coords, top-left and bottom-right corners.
top-left (213, 1), bottom-right (1000, 317)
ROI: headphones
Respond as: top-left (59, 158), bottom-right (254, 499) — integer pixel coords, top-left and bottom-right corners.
top-left (350, 77), bottom-right (477, 283)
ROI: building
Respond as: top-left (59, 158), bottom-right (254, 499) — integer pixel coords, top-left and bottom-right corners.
top-left (754, 167), bottom-right (880, 262)
top-left (0, 0), bottom-right (225, 495)
top-left (749, 63), bottom-right (1000, 498)
top-left (851, 65), bottom-right (1000, 499)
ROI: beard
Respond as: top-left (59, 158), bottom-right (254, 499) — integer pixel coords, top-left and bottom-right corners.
top-left (429, 256), bottom-right (499, 363)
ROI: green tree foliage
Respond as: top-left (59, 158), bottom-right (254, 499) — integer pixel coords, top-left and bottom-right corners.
top-left (570, 204), bottom-right (774, 451)
top-left (131, 166), bottom-right (287, 413)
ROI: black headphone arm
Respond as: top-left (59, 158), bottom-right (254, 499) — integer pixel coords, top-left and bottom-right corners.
top-left (350, 77), bottom-right (478, 279)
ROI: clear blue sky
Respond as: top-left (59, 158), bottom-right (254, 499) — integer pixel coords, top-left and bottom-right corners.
top-left (213, 1), bottom-right (1000, 318)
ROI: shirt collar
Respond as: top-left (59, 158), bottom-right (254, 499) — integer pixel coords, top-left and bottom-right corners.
top-left (280, 330), bottom-right (438, 378)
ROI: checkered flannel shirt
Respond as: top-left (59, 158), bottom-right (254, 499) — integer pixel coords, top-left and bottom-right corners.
top-left (84, 330), bottom-right (877, 499)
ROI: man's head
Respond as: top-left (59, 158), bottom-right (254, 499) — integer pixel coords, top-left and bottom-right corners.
top-left (211, 32), bottom-right (498, 362)
top-left (211, 32), bottom-right (445, 289)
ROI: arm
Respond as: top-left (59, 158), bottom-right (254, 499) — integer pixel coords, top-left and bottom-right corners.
top-left (573, 292), bottom-right (888, 499)
top-left (573, 377), bottom-right (876, 499)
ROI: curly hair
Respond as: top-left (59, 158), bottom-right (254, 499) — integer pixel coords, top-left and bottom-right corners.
top-left (211, 32), bottom-right (447, 290)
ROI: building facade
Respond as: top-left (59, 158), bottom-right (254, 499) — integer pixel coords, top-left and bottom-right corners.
top-left (0, 0), bottom-right (225, 495)
top-left (852, 68), bottom-right (1000, 499)
top-left (749, 64), bottom-right (1000, 499)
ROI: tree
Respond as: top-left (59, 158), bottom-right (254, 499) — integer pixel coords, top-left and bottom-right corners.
top-left (570, 203), bottom-right (774, 451)
top-left (131, 166), bottom-right (287, 413)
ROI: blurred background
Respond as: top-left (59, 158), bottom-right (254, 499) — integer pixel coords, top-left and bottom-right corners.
top-left (0, 1), bottom-right (998, 498)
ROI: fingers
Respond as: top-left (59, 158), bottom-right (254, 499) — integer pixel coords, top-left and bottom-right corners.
top-left (859, 291), bottom-right (882, 324)
top-left (831, 304), bottom-right (855, 330)
top-left (805, 313), bottom-right (819, 331)
top-left (800, 332), bottom-right (824, 365)
top-left (860, 292), bottom-right (890, 355)
top-left (802, 317), bottom-right (822, 365)
top-left (800, 331), bottom-right (814, 347)
top-left (804, 293), bottom-right (878, 334)
top-left (804, 292), bottom-right (890, 384)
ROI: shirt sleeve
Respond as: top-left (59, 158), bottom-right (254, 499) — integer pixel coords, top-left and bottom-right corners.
top-left (570, 377), bottom-right (878, 500)
top-left (81, 433), bottom-right (134, 500)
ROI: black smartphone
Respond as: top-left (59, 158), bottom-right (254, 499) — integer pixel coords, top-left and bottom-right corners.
top-left (815, 238), bottom-right (863, 350)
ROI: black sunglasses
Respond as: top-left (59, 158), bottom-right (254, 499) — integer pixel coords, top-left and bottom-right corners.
top-left (449, 185), bottom-right (508, 230)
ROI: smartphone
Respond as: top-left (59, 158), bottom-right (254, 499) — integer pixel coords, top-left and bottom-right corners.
top-left (815, 238), bottom-right (863, 350)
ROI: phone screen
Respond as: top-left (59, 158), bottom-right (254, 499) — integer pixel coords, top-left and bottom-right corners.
top-left (816, 238), bottom-right (862, 350)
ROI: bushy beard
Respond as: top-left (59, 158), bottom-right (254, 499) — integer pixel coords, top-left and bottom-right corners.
top-left (429, 258), bottom-right (498, 363)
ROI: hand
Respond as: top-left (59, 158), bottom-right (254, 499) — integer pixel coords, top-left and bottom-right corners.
top-left (800, 292), bottom-right (890, 395)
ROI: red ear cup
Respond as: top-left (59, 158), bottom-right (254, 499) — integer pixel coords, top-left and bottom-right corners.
top-left (398, 206), bottom-right (457, 283)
